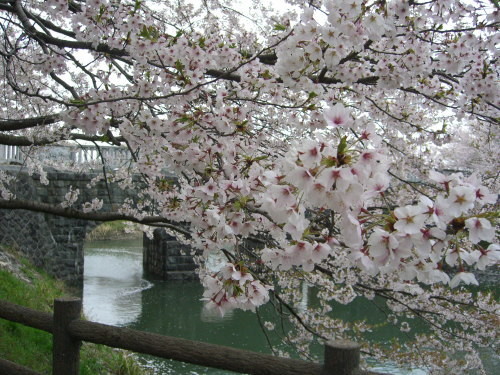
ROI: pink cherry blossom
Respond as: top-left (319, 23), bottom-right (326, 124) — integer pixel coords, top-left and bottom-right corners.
top-left (285, 166), bottom-right (315, 192)
top-left (429, 170), bottom-right (462, 192)
top-left (323, 103), bottom-right (353, 129)
top-left (465, 217), bottom-right (496, 244)
top-left (394, 205), bottom-right (427, 234)
top-left (474, 244), bottom-right (500, 270)
top-left (317, 167), bottom-right (353, 191)
top-left (449, 272), bottom-right (479, 288)
top-left (368, 228), bottom-right (399, 265)
top-left (284, 213), bottom-right (310, 241)
top-left (419, 196), bottom-right (452, 229)
top-left (311, 242), bottom-right (331, 263)
top-left (2, 1), bottom-right (499, 371)
top-left (446, 186), bottom-right (476, 216)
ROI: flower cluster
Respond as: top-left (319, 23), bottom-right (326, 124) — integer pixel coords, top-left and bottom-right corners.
top-left (60, 186), bottom-right (80, 208)
top-left (201, 263), bottom-right (272, 316)
top-left (82, 198), bottom-right (104, 213)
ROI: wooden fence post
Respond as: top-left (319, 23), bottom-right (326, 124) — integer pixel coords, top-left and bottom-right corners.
top-left (322, 340), bottom-right (360, 375)
top-left (53, 297), bottom-right (82, 375)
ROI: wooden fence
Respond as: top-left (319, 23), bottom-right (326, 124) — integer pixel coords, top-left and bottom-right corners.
top-left (0, 297), bottom-right (383, 375)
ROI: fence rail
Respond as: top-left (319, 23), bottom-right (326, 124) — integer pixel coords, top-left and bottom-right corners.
top-left (0, 297), bottom-right (383, 375)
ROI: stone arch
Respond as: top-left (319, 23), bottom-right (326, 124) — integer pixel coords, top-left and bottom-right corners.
top-left (0, 165), bottom-right (141, 285)
top-left (0, 165), bottom-right (198, 285)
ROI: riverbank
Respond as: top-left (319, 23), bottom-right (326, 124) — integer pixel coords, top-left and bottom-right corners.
top-left (0, 244), bottom-right (149, 375)
top-left (86, 221), bottom-right (143, 241)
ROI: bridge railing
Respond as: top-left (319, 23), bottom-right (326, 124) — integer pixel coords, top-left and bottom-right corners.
top-left (0, 144), bottom-right (132, 169)
top-left (0, 145), bottom-right (24, 163)
top-left (0, 297), bottom-right (384, 375)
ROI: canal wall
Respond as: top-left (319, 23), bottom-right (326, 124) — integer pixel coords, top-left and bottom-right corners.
top-left (143, 228), bottom-right (198, 281)
top-left (0, 165), bottom-right (197, 284)
top-left (0, 165), bottom-right (140, 284)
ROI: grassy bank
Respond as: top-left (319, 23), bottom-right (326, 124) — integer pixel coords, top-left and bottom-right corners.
top-left (0, 246), bottom-right (149, 375)
top-left (86, 221), bottom-right (142, 241)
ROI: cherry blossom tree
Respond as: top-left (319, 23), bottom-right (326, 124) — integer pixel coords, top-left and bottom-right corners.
top-left (0, 0), bottom-right (498, 373)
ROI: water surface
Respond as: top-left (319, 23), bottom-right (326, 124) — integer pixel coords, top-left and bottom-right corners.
top-left (83, 239), bottom-right (496, 375)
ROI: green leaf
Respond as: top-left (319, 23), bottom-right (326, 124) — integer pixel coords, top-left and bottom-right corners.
top-left (320, 155), bottom-right (337, 168)
top-left (175, 60), bottom-right (185, 73)
top-left (69, 99), bottom-right (87, 110)
top-left (274, 24), bottom-right (287, 31)
top-left (261, 70), bottom-right (273, 80)
top-left (175, 115), bottom-right (191, 123)
top-left (139, 25), bottom-right (159, 41)
top-left (70, 99), bottom-right (86, 105)
top-left (308, 91), bottom-right (318, 100)
top-left (139, 26), bottom-right (150, 39)
top-left (253, 155), bottom-right (269, 161)
top-left (96, 5), bottom-right (106, 22)
top-left (337, 136), bottom-right (348, 156)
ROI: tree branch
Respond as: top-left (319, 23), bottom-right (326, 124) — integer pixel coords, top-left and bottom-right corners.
top-left (0, 198), bottom-right (192, 237)
top-left (0, 114), bottom-right (60, 131)
top-left (0, 132), bottom-right (126, 146)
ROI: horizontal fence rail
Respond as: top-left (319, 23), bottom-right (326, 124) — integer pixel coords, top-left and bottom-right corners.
top-left (0, 298), bottom-right (385, 375)
top-left (0, 358), bottom-right (42, 375)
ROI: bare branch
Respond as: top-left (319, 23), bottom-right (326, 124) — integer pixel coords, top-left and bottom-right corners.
top-left (0, 114), bottom-right (60, 131)
top-left (0, 198), bottom-right (192, 237)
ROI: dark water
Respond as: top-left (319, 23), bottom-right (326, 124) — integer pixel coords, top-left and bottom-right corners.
top-left (83, 239), bottom-right (496, 375)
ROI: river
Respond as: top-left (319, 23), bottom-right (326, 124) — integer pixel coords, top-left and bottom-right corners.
top-left (83, 239), bottom-right (497, 375)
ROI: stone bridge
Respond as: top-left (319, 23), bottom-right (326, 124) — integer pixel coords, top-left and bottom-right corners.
top-left (0, 145), bottom-right (197, 285)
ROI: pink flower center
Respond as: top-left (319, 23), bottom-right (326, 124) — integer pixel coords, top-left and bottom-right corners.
top-left (333, 116), bottom-right (343, 125)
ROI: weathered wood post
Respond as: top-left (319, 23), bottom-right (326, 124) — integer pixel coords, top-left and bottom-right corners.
top-left (322, 340), bottom-right (361, 375)
top-left (53, 297), bottom-right (82, 375)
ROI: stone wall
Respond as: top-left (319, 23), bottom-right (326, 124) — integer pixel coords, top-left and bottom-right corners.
top-left (0, 165), bottom-right (196, 284)
top-left (143, 228), bottom-right (198, 281)
top-left (0, 165), bottom-right (139, 285)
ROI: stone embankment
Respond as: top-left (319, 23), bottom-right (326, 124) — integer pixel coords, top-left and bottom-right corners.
top-left (0, 165), bottom-right (144, 284)
top-left (1, 164), bottom-right (189, 284)
top-left (143, 228), bottom-right (198, 281)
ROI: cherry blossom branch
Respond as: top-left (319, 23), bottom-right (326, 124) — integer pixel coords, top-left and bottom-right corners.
top-left (363, 95), bottom-right (440, 134)
top-left (0, 132), bottom-right (126, 147)
top-left (0, 114), bottom-right (60, 131)
top-left (353, 283), bottom-right (486, 344)
top-left (387, 170), bottom-right (433, 198)
top-left (0, 198), bottom-right (191, 236)
top-left (12, 0), bottom-right (129, 57)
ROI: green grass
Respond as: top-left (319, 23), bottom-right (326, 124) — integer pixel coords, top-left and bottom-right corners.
top-left (86, 220), bottom-right (141, 241)
top-left (0, 248), bottom-right (149, 375)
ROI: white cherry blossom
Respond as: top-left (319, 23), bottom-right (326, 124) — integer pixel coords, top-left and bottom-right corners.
top-left (450, 272), bottom-right (479, 289)
top-left (323, 103), bottom-right (354, 129)
top-left (394, 205), bottom-right (427, 234)
top-left (465, 217), bottom-right (496, 244)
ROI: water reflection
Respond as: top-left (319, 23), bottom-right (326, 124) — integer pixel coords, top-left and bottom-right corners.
top-left (200, 305), bottom-right (235, 323)
top-left (131, 280), bottom-right (270, 350)
top-left (130, 280), bottom-right (276, 375)
top-left (83, 238), bottom-right (151, 326)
